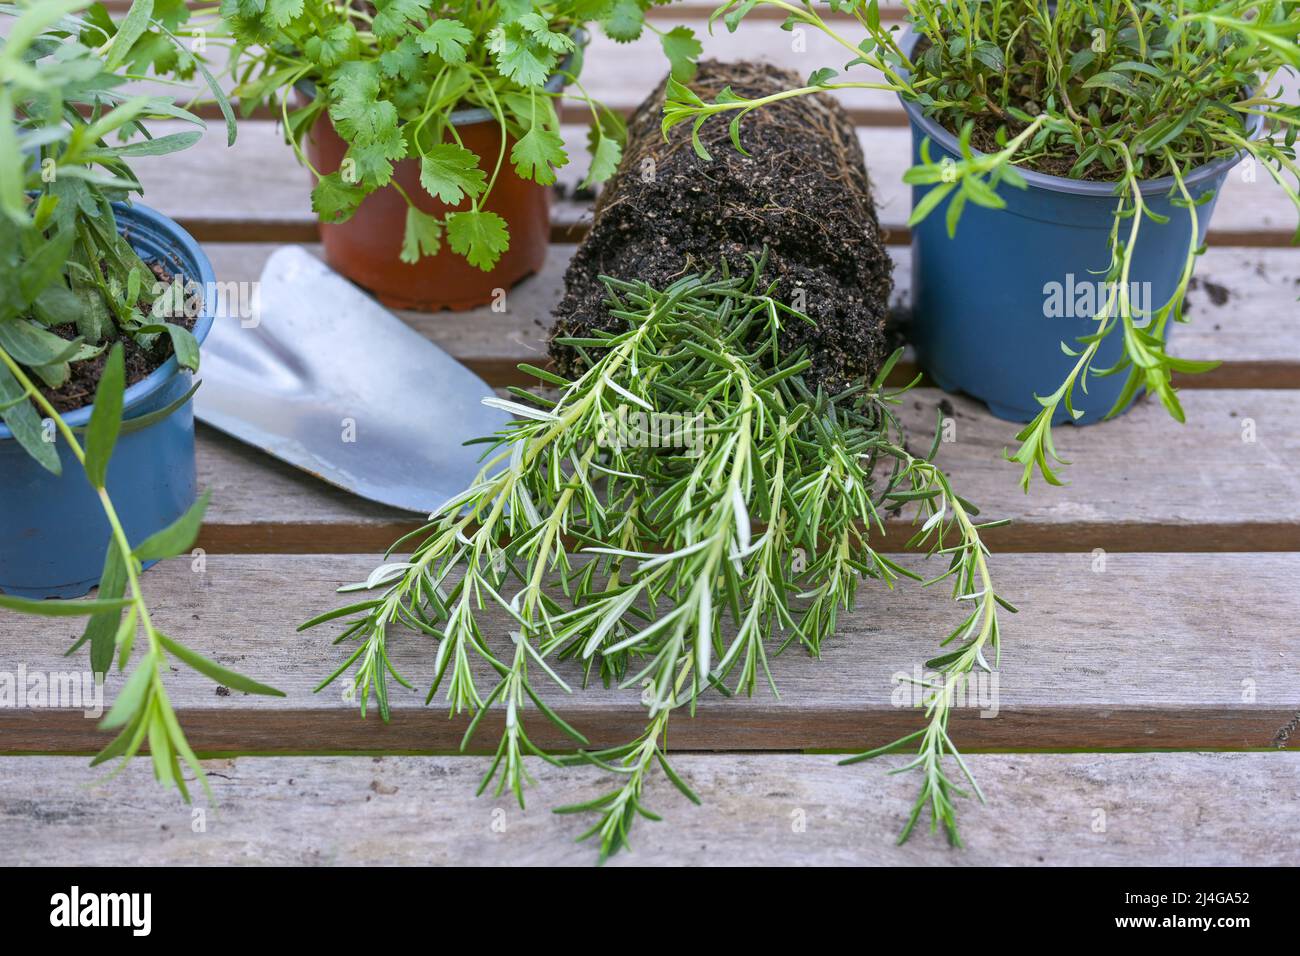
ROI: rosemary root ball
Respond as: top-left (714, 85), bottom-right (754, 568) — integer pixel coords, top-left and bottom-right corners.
top-left (549, 59), bottom-right (893, 393)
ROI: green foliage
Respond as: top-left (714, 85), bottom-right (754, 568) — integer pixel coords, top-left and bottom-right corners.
top-left (303, 263), bottom-right (1012, 859)
top-left (447, 208), bottom-right (511, 267)
top-left (667, 0), bottom-right (1300, 489)
top-left (1, 0), bottom-right (226, 472)
top-left (0, 335), bottom-right (282, 805)
top-left (0, 0), bottom-right (281, 803)
top-left (420, 142), bottom-right (489, 203)
top-left (223, 0), bottom-right (700, 271)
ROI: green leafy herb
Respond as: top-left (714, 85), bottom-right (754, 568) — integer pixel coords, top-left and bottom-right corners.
top-left (1, 0), bottom-right (231, 476)
top-left (0, 0), bottom-right (280, 803)
top-left (666, 0), bottom-right (1300, 488)
top-left (304, 262), bottom-right (1013, 860)
top-left (223, 0), bottom-right (701, 271)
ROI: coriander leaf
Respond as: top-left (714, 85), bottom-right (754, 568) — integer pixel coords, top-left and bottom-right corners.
top-left (519, 12), bottom-right (575, 53)
top-left (500, 90), bottom-right (561, 132)
top-left (349, 132), bottom-right (406, 187)
top-left (582, 127), bottom-right (622, 188)
top-left (379, 36), bottom-right (424, 79)
top-left (601, 0), bottom-right (645, 42)
top-left (447, 209), bottom-right (510, 271)
top-left (267, 0), bottom-right (303, 28)
top-left (311, 171), bottom-right (366, 223)
top-left (153, 0), bottom-right (190, 30)
top-left (393, 76), bottom-right (433, 117)
top-left (660, 26), bottom-right (702, 82)
top-left (304, 23), bottom-right (357, 67)
top-left (371, 0), bottom-right (431, 41)
top-left (511, 126), bottom-right (567, 185)
top-left (401, 207), bottom-right (443, 263)
top-left (331, 95), bottom-right (402, 150)
top-left (417, 18), bottom-right (473, 63)
top-left (329, 59), bottom-right (382, 107)
top-left (419, 143), bottom-right (487, 204)
top-left (488, 23), bottom-right (557, 88)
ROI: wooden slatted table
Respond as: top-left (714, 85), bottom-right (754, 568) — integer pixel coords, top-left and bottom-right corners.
top-left (4, 9), bottom-right (1298, 865)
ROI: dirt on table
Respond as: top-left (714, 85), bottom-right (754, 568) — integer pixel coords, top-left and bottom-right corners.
top-left (548, 60), bottom-right (893, 394)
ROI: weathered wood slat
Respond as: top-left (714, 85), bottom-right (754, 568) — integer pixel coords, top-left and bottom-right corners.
top-left (2, 753), bottom-right (1294, 865)
top-left (2, 553), bottom-right (1296, 753)
top-left (201, 242), bottom-right (1300, 391)
top-left (131, 121), bottom-right (1299, 246)
top-left (22, 3), bottom-right (1297, 869)
top-left (183, 381), bottom-right (1300, 553)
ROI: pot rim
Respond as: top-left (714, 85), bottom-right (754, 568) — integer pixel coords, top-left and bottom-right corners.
top-left (895, 26), bottom-right (1263, 197)
top-left (295, 27), bottom-right (588, 128)
top-left (0, 201), bottom-right (216, 440)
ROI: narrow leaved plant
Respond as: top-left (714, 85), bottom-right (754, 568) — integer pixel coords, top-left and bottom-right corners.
top-left (0, 0), bottom-right (282, 797)
top-left (304, 262), bottom-right (1015, 860)
top-left (0, 347), bottom-right (285, 799)
top-left (664, 0), bottom-right (1300, 488)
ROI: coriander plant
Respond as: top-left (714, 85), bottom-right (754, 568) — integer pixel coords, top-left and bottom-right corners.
top-left (220, 0), bottom-right (703, 270)
top-left (0, 0), bottom-right (281, 797)
top-left (304, 261), bottom-right (1014, 859)
top-left (665, 0), bottom-right (1300, 488)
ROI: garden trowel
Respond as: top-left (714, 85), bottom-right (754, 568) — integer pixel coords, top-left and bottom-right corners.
top-left (194, 246), bottom-right (510, 514)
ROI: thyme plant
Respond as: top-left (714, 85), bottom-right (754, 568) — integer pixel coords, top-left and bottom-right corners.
top-left (0, 0), bottom-right (281, 798)
top-left (664, 0), bottom-right (1300, 488)
top-left (304, 262), bottom-right (1014, 859)
top-left (221, 0), bottom-right (702, 270)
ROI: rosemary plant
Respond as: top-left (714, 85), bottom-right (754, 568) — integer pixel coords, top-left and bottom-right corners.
top-left (0, 0), bottom-right (281, 798)
top-left (304, 261), bottom-right (1014, 859)
top-left (664, 0), bottom-right (1300, 488)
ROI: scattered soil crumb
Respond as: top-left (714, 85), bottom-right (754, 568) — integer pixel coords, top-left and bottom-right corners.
top-left (1202, 280), bottom-right (1230, 306)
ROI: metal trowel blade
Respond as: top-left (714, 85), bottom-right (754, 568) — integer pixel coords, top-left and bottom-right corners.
top-left (194, 246), bottom-right (510, 514)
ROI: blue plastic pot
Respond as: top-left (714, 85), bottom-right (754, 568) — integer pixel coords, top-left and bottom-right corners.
top-left (898, 30), bottom-right (1255, 423)
top-left (0, 203), bottom-right (215, 599)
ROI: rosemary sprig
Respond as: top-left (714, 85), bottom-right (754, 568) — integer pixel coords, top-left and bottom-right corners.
top-left (307, 262), bottom-right (1015, 858)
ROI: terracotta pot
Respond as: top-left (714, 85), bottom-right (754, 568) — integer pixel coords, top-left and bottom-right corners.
top-left (303, 113), bottom-right (550, 312)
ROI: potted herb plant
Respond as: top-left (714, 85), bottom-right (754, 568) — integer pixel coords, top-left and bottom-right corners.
top-left (666, 0), bottom-right (1300, 487)
top-left (0, 0), bottom-right (281, 796)
top-left (220, 0), bottom-right (703, 311)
